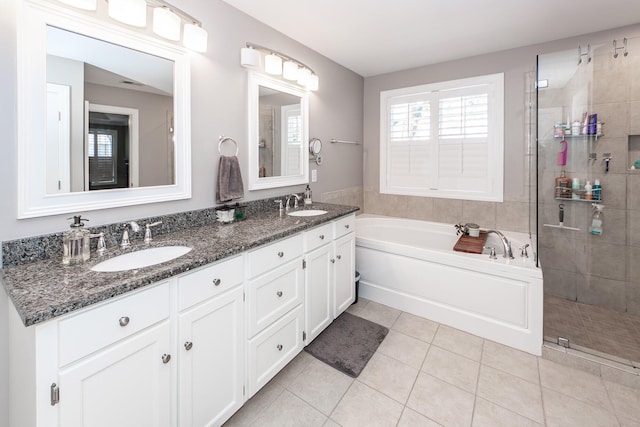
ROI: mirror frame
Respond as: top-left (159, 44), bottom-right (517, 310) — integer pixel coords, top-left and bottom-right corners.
top-left (247, 72), bottom-right (309, 190)
top-left (17, 0), bottom-right (191, 218)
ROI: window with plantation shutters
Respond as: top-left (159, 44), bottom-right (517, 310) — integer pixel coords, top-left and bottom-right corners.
top-left (380, 73), bottom-right (504, 202)
top-left (88, 128), bottom-right (117, 185)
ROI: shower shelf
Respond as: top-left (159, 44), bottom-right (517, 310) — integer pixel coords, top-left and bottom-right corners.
top-left (555, 197), bottom-right (602, 203)
top-left (554, 134), bottom-right (603, 140)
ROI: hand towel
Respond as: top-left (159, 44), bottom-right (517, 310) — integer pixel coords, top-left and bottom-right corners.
top-left (216, 155), bottom-right (244, 203)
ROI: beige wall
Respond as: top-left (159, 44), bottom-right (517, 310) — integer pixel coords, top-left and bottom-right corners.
top-left (362, 24), bottom-right (640, 234)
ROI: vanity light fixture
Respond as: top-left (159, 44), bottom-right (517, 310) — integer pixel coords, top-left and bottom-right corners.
top-left (59, 0), bottom-right (208, 52)
top-left (240, 42), bottom-right (319, 91)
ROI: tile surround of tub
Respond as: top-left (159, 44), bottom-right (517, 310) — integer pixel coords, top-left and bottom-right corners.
top-left (320, 186), bottom-right (364, 213)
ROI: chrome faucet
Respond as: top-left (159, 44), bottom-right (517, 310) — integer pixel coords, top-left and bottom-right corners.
top-left (285, 194), bottom-right (301, 211)
top-left (486, 230), bottom-right (514, 259)
top-left (120, 221), bottom-right (141, 249)
top-left (144, 221), bottom-right (163, 244)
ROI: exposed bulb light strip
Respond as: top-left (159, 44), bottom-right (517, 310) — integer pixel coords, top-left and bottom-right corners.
top-left (241, 42), bottom-right (319, 91)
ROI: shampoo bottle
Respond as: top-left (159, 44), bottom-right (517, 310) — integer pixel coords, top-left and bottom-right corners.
top-left (572, 178), bottom-right (581, 200)
top-left (555, 171), bottom-right (572, 198)
top-left (593, 179), bottom-right (601, 201)
top-left (584, 181), bottom-right (593, 200)
top-left (590, 204), bottom-right (604, 235)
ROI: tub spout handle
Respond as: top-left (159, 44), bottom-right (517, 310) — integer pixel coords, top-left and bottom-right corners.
top-left (484, 246), bottom-right (497, 260)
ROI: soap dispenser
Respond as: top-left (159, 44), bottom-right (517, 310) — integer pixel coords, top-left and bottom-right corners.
top-left (62, 215), bottom-right (91, 265)
top-left (304, 185), bottom-right (312, 205)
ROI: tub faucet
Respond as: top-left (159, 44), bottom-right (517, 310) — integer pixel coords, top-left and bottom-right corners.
top-left (486, 230), bottom-right (514, 259)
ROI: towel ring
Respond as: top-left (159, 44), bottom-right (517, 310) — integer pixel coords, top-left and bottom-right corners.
top-left (218, 136), bottom-right (239, 156)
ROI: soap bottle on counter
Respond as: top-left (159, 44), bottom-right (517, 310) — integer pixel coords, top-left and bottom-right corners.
top-left (62, 215), bottom-right (91, 265)
top-left (304, 185), bottom-right (312, 205)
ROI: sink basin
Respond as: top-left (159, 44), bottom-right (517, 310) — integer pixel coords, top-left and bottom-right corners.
top-left (287, 209), bottom-right (328, 217)
top-left (91, 246), bottom-right (192, 272)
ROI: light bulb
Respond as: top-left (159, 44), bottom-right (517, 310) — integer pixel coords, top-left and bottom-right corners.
top-left (240, 47), bottom-right (260, 68)
top-left (265, 54), bottom-right (283, 75)
top-left (153, 7), bottom-right (181, 41)
top-left (108, 0), bottom-right (147, 27)
top-left (297, 67), bottom-right (311, 86)
top-left (184, 24), bottom-right (208, 52)
top-left (307, 74), bottom-right (319, 91)
top-left (283, 61), bottom-right (299, 80)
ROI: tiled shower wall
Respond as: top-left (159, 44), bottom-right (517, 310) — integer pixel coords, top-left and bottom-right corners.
top-left (539, 38), bottom-right (640, 314)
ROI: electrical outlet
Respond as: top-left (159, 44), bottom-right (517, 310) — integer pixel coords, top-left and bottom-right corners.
top-left (311, 169), bottom-right (317, 182)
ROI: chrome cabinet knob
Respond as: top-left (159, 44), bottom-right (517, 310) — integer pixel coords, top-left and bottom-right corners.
top-left (184, 341), bottom-right (193, 351)
top-left (277, 291), bottom-right (283, 297)
top-left (277, 344), bottom-right (283, 351)
top-left (330, 258), bottom-right (336, 264)
top-left (119, 316), bottom-right (130, 327)
top-left (319, 234), bottom-right (325, 240)
top-left (212, 278), bottom-right (221, 286)
top-left (277, 251), bottom-right (284, 258)
top-left (161, 354), bottom-right (171, 364)
top-left (345, 224), bottom-right (350, 229)
top-left (336, 254), bottom-right (342, 260)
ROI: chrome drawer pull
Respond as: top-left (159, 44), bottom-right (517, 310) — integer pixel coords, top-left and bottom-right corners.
top-left (277, 344), bottom-right (283, 351)
top-left (319, 234), bottom-right (325, 240)
top-left (277, 251), bottom-right (284, 258)
top-left (119, 316), bottom-right (130, 327)
top-left (161, 354), bottom-right (171, 364)
top-left (184, 341), bottom-right (193, 351)
top-left (277, 291), bottom-right (283, 297)
top-left (212, 278), bottom-right (221, 286)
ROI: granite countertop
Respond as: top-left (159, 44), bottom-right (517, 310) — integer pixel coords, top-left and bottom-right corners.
top-left (2, 202), bottom-right (358, 327)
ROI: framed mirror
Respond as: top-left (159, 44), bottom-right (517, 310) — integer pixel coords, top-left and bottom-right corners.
top-left (17, 1), bottom-right (191, 218)
top-left (248, 72), bottom-right (309, 190)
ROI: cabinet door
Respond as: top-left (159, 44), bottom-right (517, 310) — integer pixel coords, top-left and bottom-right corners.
top-left (334, 233), bottom-right (356, 318)
top-left (58, 321), bottom-right (171, 427)
top-left (304, 244), bottom-right (333, 343)
top-left (178, 286), bottom-right (244, 427)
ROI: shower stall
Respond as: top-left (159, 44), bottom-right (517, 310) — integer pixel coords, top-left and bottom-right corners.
top-left (537, 36), bottom-right (640, 364)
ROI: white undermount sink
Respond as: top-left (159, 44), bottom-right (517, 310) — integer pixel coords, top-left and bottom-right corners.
top-left (286, 209), bottom-right (328, 217)
top-left (91, 246), bottom-right (192, 272)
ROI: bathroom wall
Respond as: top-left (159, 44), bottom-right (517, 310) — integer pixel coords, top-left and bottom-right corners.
top-left (362, 24), bottom-right (640, 234)
top-left (0, 0), bottom-right (364, 245)
top-left (0, 0), bottom-right (363, 422)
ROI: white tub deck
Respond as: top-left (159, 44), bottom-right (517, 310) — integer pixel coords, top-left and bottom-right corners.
top-left (355, 214), bottom-right (543, 355)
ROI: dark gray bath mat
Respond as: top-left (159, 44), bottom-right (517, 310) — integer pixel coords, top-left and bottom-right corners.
top-left (304, 312), bottom-right (388, 378)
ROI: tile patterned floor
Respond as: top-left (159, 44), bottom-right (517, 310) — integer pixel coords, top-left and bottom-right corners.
top-left (544, 294), bottom-right (640, 364)
top-left (224, 298), bottom-right (640, 427)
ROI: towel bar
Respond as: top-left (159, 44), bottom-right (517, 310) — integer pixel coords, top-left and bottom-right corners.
top-left (218, 135), bottom-right (239, 156)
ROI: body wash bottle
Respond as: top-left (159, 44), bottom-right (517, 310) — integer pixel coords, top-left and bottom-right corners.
top-left (590, 204), bottom-right (604, 235)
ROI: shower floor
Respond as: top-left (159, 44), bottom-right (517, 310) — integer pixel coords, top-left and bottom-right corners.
top-left (544, 294), bottom-right (640, 365)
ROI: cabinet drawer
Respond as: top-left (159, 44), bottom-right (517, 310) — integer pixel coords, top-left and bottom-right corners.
top-left (58, 282), bottom-right (170, 366)
top-left (248, 234), bottom-right (303, 278)
top-left (303, 222), bottom-right (334, 253)
top-left (334, 214), bottom-right (356, 239)
top-left (247, 259), bottom-right (304, 337)
top-left (177, 255), bottom-right (243, 311)
top-left (247, 305), bottom-right (303, 397)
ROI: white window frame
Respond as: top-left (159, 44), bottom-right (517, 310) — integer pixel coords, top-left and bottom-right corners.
top-left (380, 73), bottom-right (504, 202)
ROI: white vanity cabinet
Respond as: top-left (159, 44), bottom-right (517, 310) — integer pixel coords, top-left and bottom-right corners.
top-left (176, 256), bottom-right (244, 427)
top-left (9, 280), bottom-right (173, 427)
top-left (246, 234), bottom-right (305, 398)
top-left (303, 214), bottom-right (356, 343)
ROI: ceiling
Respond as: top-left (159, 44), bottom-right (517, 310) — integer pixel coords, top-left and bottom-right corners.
top-left (222, 0), bottom-right (640, 77)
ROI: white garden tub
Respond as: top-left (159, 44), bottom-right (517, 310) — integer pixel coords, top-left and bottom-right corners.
top-left (355, 214), bottom-right (543, 355)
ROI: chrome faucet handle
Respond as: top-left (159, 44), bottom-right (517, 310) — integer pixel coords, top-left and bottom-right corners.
top-left (144, 221), bottom-right (163, 244)
top-left (89, 232), bottom-right (106, 256)
top-left (520, 243), bottom-right (530, 258)
top-left (120, 226), bottom-right (131, 249)
top-left (484, 246), bottom-right (497, 260)
top-left (130, 221), bottom-right (141, 233)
